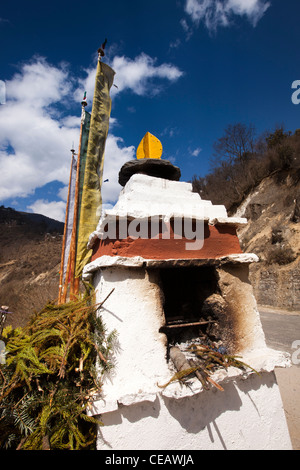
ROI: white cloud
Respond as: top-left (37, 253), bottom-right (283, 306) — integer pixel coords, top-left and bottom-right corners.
top-left (227, 0), bottom-right (270, 24)
top-left (180, 18), bottom-right (194, 41)
top-left (161, 126), bottom-right (178, 138)
top-left (0, 100), bottom-right (80, 200)
top-left (101, 135), bottom-right (135, 204)
top-left (0, 53), bottom-right (183, 220)
top-left (8, 57), bottom-right (72, 108)
top-left (62, 115), bottom-right (80, 128)
top-left (52, 134), bottom-right (136, 216)
top-left (190, 147), bottom-right (202, 156)
top-left (0, 57), bottom-right (80, 202)
top-left (169, 38), bottom-right (182, 50)
top-left (27, 199), bottom-right (66, 222)
top-left (58, 185), bottom-right (69, 202)
top-left (78, 53), bottom-right (183, 99)
top-left (127, 106), bottom-right (136, 113)
top-left (112, 53), bottom-right (183, 96)
top-left (184, 0), bottom-right (270, 31)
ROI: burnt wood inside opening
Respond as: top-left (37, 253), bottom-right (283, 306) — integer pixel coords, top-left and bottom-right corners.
top-left (159, 266), bottom-right (220, 343)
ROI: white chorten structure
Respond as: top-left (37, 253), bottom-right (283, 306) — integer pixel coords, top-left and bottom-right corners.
top-left (83, 139), bottom-right (292, 450)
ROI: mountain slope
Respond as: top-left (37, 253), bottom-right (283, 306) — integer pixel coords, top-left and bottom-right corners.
top-left (233, 168), bottom-right (300, 311)
top-left (0, 207), bottom-right (64, 328)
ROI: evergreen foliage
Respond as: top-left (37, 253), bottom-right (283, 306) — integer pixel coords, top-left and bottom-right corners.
top-left (0, 291), bottom-right (117, 450)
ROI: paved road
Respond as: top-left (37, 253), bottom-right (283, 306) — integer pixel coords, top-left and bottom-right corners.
top-left (259, 307), bottom-right (300, 355)
top-left (259, 307), bottom-right (300, 450)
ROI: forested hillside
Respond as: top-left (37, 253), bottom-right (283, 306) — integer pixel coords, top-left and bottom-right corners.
top-left (193, 125), bottom-right (300, 310)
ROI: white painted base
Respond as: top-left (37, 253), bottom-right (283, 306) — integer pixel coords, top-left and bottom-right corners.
top-left (90, 265), bottom-right (292, 450)
top-left (97, 371), bottom-right (292, 450)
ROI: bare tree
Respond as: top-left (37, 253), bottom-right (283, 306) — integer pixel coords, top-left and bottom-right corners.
top-left (211, 123), bottom-right (256, 168)
top-left (208, 123), bottom-right (256, 199)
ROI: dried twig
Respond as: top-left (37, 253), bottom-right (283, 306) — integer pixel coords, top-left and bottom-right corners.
top-left (161, 320), bottom-right (216, 329)
top-left (159, 342), bottom-right (258, 392)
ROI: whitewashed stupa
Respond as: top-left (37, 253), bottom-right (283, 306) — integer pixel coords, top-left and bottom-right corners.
top-left (83, 133), bottom-right (292, 450)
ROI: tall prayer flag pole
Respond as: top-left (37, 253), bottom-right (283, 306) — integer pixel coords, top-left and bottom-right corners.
top-left (58, 43), bottom-right (115, 302)
top-left (58, 148), bottom-right (77, 304)
top-left (68, 94), bottom-right (88, 299)
top-left (58, 93), bottom-right (89, 304)
top-left (74, 47), bottom-right (115, 282)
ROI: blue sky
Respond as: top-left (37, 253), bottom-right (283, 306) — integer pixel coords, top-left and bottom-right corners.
top-left (1, 0), bottom-right (300, 221)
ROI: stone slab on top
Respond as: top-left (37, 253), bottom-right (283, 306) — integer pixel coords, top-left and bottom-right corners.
top-left (118, 158), bottom-right (181, 186)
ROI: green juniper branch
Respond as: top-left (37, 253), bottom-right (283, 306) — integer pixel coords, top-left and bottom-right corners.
top-left (0, 290), bottom-right (116, 450)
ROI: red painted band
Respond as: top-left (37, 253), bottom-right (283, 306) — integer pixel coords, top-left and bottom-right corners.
top-left (91, 221), bottom-right (242, 262)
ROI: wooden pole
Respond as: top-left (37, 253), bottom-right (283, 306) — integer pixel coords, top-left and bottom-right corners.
top-left (61, 237), bottom-right (72, 304)
top-left (58, 152), bottom-right (75, 304)
top-left (69, 99), bottom-right (87, 299)
top-left (161, 320), bottom-right (216, 330)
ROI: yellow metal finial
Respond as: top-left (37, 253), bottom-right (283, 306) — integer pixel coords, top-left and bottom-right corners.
top-left (136, 132), bottom-right (163, 160)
